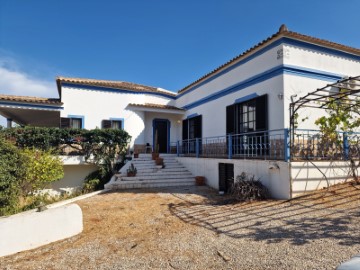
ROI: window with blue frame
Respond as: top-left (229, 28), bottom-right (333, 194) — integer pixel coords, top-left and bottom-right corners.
top-left (102, 119), bottom-right (123, 130)
top-left (60, 117), bottom-right (83, 129)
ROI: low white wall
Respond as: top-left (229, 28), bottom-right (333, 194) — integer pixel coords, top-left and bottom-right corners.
top-left (176, 157), bottom-right (291, 199)
top-left (44, 164), bottom-right (98, 196)
top-left (291, 161), bottom-right (356, 197)
top-left (0, 204), bottom-right (83, 257)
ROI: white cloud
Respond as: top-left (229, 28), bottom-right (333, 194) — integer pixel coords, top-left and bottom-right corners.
top-left (0, 65), bottom-right (57, 98)
top-left (0, 56), bottom-right (59, 126)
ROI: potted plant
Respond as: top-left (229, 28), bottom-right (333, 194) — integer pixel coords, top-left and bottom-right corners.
top-left (134, 151), bottom-right (139, 158)
top-left (195, 176), bottom-right (206, 186)
top-left (152, 129), bottom-right (160, 160)
top-left (127, 163), bottom-right (137, 177)
top-left (155, 157), bottom-right (164, 166)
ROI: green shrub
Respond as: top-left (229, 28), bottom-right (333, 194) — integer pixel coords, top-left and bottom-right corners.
top-left (20, 148), bottom-right (64, 195)
top-left (82, 178), bottom-right (101, 193)
top-left (0, 139), bottom-right (27, 215)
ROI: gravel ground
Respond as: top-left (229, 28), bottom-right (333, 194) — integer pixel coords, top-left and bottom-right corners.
top-left (1, 182), bottom-right (360, 270)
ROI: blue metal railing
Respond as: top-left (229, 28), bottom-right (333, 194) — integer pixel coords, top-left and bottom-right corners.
top-left (175, 129), bottom-right (288, 161)
top-left (173, 129), bottom-right (360, 161)
top-left (291, 129), bottom-right (360, 160)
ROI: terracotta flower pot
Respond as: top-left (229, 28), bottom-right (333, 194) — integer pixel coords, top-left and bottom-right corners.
top-left (127, 172), bottom-right (136, 177)
top-left (155, 157), bottom-right (164, 166)
top-left (134, 153), bottom-right (139, 158)
top-left (195, 176), bottom-right (206, 186)
top-left (152, 152), bottom-right (159, 160)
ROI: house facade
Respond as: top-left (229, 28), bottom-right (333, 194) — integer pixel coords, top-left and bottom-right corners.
top-left (1, 25), bottom-right (360, 199)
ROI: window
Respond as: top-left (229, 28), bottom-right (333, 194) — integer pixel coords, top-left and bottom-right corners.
top-left (182, 115), bottom-right (202, 140)
top-left (226, 95), bottom-right (268, 156)
top-left (226, 94), bottom-right (267, 134)
top-left (102, 119), bottom-right (123, 130)
top-left (60, 117), bottom-right (83, 129)
top-left (182, 115), bottom-right (202, 154)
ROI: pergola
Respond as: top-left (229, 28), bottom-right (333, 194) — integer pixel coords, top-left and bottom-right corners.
top-left (289, 75), bottom-right (360, 158)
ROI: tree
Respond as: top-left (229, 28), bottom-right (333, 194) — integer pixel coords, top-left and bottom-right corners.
top-left (0, 138), bottom-right (27, 215)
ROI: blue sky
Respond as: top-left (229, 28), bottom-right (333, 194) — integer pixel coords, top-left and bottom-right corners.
top-left (0, 0), bottom-right (359, 124)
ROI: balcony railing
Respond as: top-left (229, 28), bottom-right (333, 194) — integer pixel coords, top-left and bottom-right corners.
top-left (175, 129), bottom-right (288, 161)
top-left (291, 129), bottom-right (360, 160)
top-left (173, 129), bottom-right (360, 161)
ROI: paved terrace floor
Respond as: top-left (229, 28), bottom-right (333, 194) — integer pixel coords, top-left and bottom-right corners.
top-left (1, 183), bottom-right (360, 270)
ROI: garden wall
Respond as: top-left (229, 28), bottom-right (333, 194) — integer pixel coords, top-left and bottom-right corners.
top-left (0, 204), bottom-right (83, 257)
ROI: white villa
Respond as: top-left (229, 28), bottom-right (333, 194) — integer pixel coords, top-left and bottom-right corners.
top-left (1, 25), bottom-right (360, 199)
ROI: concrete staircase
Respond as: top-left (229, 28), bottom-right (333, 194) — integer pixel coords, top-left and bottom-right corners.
top-left (105, 154), bottom-right (195, 190)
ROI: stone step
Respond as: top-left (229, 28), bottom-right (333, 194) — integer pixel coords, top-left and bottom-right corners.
top-left (106, 155), bottom-right (196, 191)
top-left (121, 173), bottom-right (193, 181)
top-left (135, 165), bottom-right (185, 170)
top-left (108, 178), bottom-right (195, 190)
top-left (126, 168), bottom-right (190, 174)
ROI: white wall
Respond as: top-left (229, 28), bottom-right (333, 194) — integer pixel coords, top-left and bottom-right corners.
top-left (0, 204), bottom-right (82, 257)
top-left (61, 86), bottom-right (174, 147)
top-left (177, 157), bottom-right (290, 199)
top-left (143, 112), bottom-right (183, 145)
top-left (282, 43), bottom-right (360, 130)
top-left (283, 44), bottom-right (360, 77)
top-left (176, 43), bottom-right (284, 108)
top-left (44, 164), bottom-right (98, 196)
top-left (291, 161), bottom-right (356, 197)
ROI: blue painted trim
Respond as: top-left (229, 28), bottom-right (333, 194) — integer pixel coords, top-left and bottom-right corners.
top-left (152, 118), bottom-right (171, 153)
top-left (186, 113), bottom-right (199, 119)
top-left (177, 36), bottom-right (359, 98)
top-left (195, 138), bottom-right (200, 158)
top-left (109, 117), bottom-right (125, 129)
top-left (68, 114), bottom-right (85, 129)
top-left (343, 132), bottom-right (349, 160)
top-left (62, 83), bottom-right (176, 100)
top-left (182, 65), bottom-right (342, 110)
top-left (234, 93), bottom-right (259, 104)
top-left (283, 64), bottom-right (341, 81)
top-left (284, 128), bottom-right (290, 162)
top-left (228, 134), bottom-right (232, 159)
top-left (0, 101), bottom-right (63, 110)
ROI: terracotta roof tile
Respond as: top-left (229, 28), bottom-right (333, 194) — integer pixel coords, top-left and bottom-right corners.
top-left (178, 24), bottom-right (360, 94)
top-left (56, 77), bottom-right (176, 97)
top-left (0, 94), bottom-right (63, 105)
top-left (128, 103), bottom-right (185, 111)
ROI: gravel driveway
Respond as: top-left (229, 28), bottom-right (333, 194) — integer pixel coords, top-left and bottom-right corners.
top-left (1, 182), bottom-right (360, 270)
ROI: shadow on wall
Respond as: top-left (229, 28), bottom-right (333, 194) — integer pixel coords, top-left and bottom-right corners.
top-left (291, 161), bottom-right (355, 197)
top-left (168, 183), bottom-right (360, 246)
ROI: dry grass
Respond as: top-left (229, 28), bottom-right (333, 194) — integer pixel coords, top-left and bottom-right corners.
top-left (1, 182), bottom-right (360, 270)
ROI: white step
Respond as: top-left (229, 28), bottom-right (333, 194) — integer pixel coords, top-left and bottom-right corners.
top-left (106, 155), bottom-right (197, 190)
top-left (108, 178), bottom-right (195, 190)
top-left (122, 173), bottom-right (193, 181)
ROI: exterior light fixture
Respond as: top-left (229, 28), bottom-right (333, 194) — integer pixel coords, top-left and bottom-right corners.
top-left (277, 93), bottom-right (284, 100)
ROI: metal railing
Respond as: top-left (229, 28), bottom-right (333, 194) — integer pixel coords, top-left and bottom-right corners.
top-left (291, 129), bottom-right (360, 160)
top-left (175, 129), bottom-right (288, 161)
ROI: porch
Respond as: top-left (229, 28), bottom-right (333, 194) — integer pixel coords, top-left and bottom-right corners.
top-left (127, 103), bottom-right (184, 154)
top-left (0, 95), bottom-right (62, 127)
